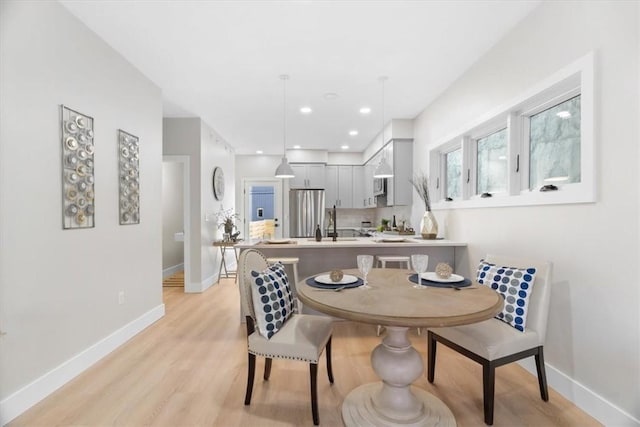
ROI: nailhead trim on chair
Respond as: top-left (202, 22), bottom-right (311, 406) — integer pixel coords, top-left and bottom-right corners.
top-left (248, 349), bottom-right (320, 364)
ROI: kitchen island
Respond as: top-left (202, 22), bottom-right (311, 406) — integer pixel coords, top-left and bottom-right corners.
top-left (235, 237), bottom-right (467, 279)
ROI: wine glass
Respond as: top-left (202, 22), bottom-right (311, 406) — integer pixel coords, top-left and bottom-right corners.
top-left (410, 254), bottom-right (429, 289)
top-left (357, 254), bottom-right (374, 289)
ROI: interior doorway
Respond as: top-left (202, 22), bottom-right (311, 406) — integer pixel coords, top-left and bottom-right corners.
top-left (242, 179), bottom-right (283, 240)
top-left (162, 155), bottom-right (191, 293)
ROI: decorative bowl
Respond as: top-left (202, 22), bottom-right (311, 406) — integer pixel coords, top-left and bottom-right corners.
top-left (330, 270), bottom-right (344, 282)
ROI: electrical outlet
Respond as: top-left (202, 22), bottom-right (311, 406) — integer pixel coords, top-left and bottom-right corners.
top-left (118, 291), bottom-right (125, 305)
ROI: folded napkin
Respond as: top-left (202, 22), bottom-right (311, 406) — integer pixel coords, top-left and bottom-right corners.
top-left (408, 274), bottom-right (472, 288)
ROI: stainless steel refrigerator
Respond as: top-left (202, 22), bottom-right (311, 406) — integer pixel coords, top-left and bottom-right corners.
top-left (289, 189), bottom-right (325, 238)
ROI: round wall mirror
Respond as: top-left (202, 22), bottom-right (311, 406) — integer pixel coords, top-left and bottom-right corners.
top-left (212, 166), bottom-right (224, 200)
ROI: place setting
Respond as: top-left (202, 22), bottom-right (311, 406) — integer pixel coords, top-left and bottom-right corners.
top-left (408, 254), bottom-right (476, 290)
top-left (305, 254), bottom-right (373, 291)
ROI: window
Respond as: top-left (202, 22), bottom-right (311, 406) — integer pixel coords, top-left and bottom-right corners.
top-left (429, 52), bottom-right (594, 209)
top-left (528, 95), bottom-right (581, 189)
top-left (446, 148), bottom-right (462, 199)
top-left (476, 128), bottom-right (507, 195)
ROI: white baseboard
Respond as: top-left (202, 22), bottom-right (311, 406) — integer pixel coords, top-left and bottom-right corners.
top-left (0, 304), bottom-right (165, 426)
top-left (519, 359), bottom-right (640, 426)
top-left (162, 263), bottom-right (184, 279)
top-left (201, 272), bottom-right (218, 292)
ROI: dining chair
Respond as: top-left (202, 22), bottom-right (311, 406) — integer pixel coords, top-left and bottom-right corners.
top-left (427, 254), bottom-right (553, 425)
top-left (238, 249), bottom-right (334, 425)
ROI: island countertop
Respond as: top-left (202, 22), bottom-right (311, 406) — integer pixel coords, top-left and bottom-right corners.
top-left (234, 237), bottom-right (468, 289)
top-left (235, 237), bottom-right (466, 249)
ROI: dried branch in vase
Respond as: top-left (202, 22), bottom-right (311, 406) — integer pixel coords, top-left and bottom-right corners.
top-left (410, 173), bottom-right (432, 212)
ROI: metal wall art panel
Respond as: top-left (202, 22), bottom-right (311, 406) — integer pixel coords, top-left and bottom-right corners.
top-left (61, 105), bottom-right (95, 229)
top-left (118, 129), bottom-right (140, 225)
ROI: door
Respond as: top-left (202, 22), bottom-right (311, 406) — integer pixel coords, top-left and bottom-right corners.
top-left (243, 179), bottom-right (283, 240)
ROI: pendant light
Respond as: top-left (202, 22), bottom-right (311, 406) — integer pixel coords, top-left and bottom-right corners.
top-left (373, 76), bottom-right (393, 178)
top-left (275, 74), bottom-right (295, 179)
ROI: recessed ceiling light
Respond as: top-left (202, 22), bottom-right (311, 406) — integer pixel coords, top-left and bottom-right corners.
top-left (323, 92), bottom-right (339, 100)
top-left (341, 145), bottom-right (349, 150)
top-left (359, 107), bottom-right (371, 115)
top-left (498, 155), bottom-right (507, 160)
top-left (349, 130), bottom-right (358, 136)
top-left (293, 145), bottom-right (301, 149)
top-left (300, 106), bottom-right (312, 114)
top-left (256, 150), bottom-right (263, 154)
top-left (556, 111), bottom-right (571, 119)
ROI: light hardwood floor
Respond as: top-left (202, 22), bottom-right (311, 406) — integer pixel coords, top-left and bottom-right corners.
top-left (10, 278), bottom-right (601, 427)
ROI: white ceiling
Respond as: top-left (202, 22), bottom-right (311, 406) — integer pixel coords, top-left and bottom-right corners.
top-left (60, 1), bottom-right (540, 155)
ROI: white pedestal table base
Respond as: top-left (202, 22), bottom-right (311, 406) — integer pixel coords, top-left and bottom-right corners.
top-left (342, 326), bottom-right (456, 427)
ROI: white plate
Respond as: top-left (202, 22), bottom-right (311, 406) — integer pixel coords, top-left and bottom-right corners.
top-left (422, 272), bottom-right (465, 283)
top-left (265, 239), bottom-right (291, 244)
top-left (315, 274), bottom-right (358, 285)
top-left (381, 238), bottom-right (405, 242)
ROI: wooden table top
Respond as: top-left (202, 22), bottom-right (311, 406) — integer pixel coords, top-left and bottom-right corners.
top-left (297, 268), bottom-right (503, 328)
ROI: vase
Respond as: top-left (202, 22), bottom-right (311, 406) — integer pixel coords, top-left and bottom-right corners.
top-left (421, 211), bottom-right (438, 240)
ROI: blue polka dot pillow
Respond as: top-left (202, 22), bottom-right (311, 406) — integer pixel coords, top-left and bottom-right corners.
top-left (249, 262), bottom-right (295, 339)
top-left (476, 260), bottom-right (537, 332)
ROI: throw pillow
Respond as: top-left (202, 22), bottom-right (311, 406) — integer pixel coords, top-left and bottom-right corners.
top-left (249, 262), bottom-right (295, 339)
top-left (477, 260), bottom-right (537, 332)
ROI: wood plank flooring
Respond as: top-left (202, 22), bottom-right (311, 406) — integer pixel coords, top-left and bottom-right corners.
top-left (162, 271), bottom-right (184, 288)
top-left (10, 278), bottom-right (601, 426)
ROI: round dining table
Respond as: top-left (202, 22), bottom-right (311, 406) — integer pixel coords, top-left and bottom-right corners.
top-left (296, 267), bottom-right (504, 427)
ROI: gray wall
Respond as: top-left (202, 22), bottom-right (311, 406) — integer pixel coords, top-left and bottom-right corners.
top-left (163, 118), bottom-right (236, 291)
top-left (412, 1), bottom-right (639, 422)
top-left (0, 0), bottom-right (163, 410)
top-left (162, 161), bottom-right (184, 273)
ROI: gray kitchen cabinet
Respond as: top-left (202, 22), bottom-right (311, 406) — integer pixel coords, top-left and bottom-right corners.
top-left (352, 165), bottom-right (366, 208)
top-left (385, 139), bottom-right (413, 206)
top-left (325, 165), bottom-right (353, 208)
top-left (354, 164), bottom-right (376, 208)
top-left (290, 163), bottom-right (326, 189)
top-left (363, 163), bottom-right (376, 207)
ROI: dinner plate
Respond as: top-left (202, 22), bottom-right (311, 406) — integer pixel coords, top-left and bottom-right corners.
top-left (421, 272), bottom-right (465, 283)
top-left (265, 239), bottom-right (291, 244)
top-left (314, 274), bottom-right (359, 285)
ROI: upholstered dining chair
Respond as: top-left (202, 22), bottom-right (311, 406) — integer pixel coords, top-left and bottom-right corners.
top-left (427, 254), bottom-right (553, 425)
top-left (238, 249), bottom-right (334, 425)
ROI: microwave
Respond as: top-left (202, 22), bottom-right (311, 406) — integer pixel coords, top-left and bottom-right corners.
top-left (373, 178), bottom-right (386, 196)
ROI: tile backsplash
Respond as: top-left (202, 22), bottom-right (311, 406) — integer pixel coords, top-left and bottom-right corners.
top-left (375, 206), bottom-right (412, 229)
top-left (324, 206), bottom-right (412, 229)
top-left (325, 208), bottom-right (375, 228)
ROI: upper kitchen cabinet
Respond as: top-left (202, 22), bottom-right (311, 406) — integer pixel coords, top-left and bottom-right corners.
top-left (353, 165), bottom-right (375, 208)
top-left (384, 139), bottom-right (413, 206)
top-left (290, 163), bottom-right (326, 189)
top-left (325, 165), bottom-right (354, 208)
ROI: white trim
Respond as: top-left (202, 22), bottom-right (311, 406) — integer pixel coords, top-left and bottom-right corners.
top-left (200, 272), bottom-right (218, 292)
top-left (519, 359), bottom-right (640, 426)
top-left (241, 178), bottom-right (284, 240)
top-left (0, 304), bottom-right (165, 426)
top-left (162, 263), bottom-right (184, 279)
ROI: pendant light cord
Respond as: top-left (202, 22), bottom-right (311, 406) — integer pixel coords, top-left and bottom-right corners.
top-left (380, 76), bottom-right (388, 159)
top-left (280, 74), bottom-right (289, 156)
